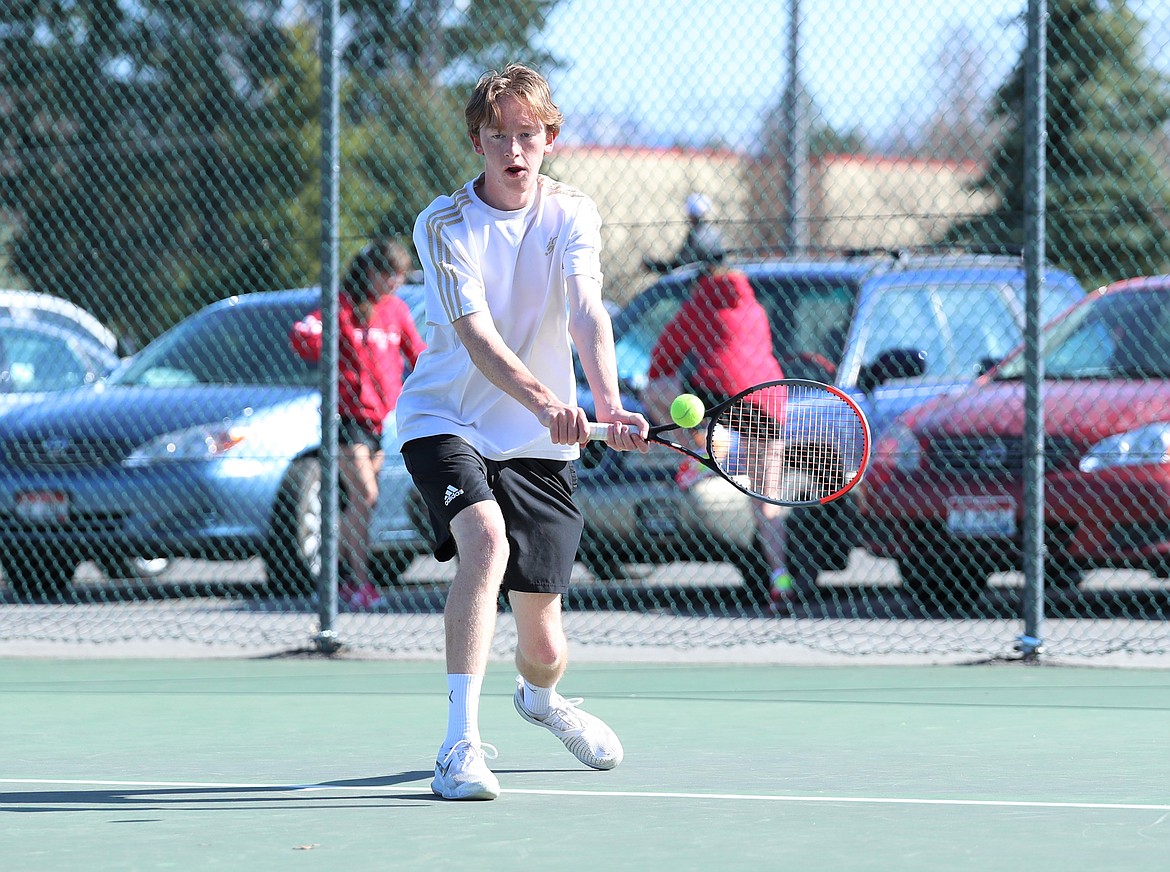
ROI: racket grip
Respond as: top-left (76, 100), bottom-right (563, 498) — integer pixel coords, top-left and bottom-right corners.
top-left (586, 422), bottom-right (612, 441)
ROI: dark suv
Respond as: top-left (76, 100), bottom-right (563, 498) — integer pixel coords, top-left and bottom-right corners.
top-left (574, 249), bottom-right (1086, 597)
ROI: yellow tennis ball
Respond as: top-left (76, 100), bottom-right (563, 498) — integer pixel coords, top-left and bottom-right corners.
top-left (670, 393), bottom-right (705, 429)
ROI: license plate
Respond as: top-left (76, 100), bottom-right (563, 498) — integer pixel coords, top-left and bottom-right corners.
top-left (946, 495), bottom-right (1015, 537)
top-left (637, 501), bottom-right (678, 536)
top-left (15, 490), bottom-right (70, 523)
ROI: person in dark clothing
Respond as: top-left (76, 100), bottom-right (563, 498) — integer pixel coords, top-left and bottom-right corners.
top-left (642, 193), bottom-right (726, 273)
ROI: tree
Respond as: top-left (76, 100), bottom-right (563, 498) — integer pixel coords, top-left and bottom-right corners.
top-left (0, 1), bottom-right (566, 343)
top-left (759, 96), bottom-right (868, 160)
top-left (0, 1), bottom-right (308, 344)
top-left (886, 25), bottom-right (1003, 163)
top-left (340, 0), bottom-right (561, 87)
top-left (944, 0), bottom-right (1170, 287)
top-left (294, 0), bottom-right (566, 271)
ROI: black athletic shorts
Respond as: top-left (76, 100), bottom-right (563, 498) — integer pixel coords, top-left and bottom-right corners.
top-left (401, 435), bottom-right (583, 595)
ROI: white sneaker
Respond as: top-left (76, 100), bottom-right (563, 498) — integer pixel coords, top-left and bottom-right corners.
top-left (513, 677), bottom-right (624, 770)
top-left (431, 739), bottom-right (500, 800)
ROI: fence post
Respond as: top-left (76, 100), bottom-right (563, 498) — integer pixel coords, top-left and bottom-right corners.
top-left (1018, 0), bottom-right (1047, 661)
top-left (314, 0), bottom-right (342, 654)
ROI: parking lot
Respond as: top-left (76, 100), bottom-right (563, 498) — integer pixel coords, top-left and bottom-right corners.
top-left (35, 549), bottom-right (1170, 621)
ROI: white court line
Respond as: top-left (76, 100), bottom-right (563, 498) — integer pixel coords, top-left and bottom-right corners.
top-left (1, 779), bottom-right (1167, 811)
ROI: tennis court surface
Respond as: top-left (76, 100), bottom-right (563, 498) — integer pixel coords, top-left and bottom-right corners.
top-left (2, 657), bottom-right (1168, 871)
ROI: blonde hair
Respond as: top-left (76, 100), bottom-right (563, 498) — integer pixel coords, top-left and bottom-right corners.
top-left (465, 63), bottom-right (563, 139)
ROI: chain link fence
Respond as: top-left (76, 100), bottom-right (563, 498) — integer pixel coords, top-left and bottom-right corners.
top-left (0, 0), bottom-right (1168, 659)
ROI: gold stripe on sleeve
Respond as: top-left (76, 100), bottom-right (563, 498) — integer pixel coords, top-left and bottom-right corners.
top-left (423, 188), bottom-right (472, 322)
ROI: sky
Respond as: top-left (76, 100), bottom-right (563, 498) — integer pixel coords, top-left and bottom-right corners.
top-left (538, 0), bottom-right (1169, 151)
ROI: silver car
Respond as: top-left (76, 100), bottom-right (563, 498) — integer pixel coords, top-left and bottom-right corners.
top-left (0, 286), bottom-right (427, 599)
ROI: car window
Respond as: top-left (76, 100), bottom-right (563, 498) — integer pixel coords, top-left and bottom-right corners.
top-left (1038, 279), bottom-right (1085, 325)
top-left (609, 272), bottom-right (859, 391)
top-left (935, 284), bottom-right (1019, 377)
top-left (1011, 289), bottom-right (1170, 380)
top-left (0, 327), bottom-right (90, 392)
top-left (115, 299), bottom-right (318, 388)
top-left (854, 285), bottom-right (946, 376)
top-left (754, 278), bottom-right (855, 367)
top-left (854, 281), bottom-right (1019, 380)
top-left (1045, 317), bottom-right (1114, 377)
top-left (0, 291), bottom-right (119, 353)
top-left (613, 293), bottom-right (687, 391)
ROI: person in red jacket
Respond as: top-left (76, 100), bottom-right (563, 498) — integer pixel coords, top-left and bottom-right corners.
top-left (291, 239), bottom-right (426, 609)
top-left (645, 257), bottom-right (795, 613)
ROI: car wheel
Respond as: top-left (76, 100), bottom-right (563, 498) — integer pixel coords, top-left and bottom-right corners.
top-left (897, 550), bottom-right (989, 609)
top-left (262, 457), bottom-right (321, 596)
top-left (2, 548), bottom-right (79, 600)
top-left (732, 540), bottom-right (772, 602)
top-left (99, 556), bottom-right (171, 580)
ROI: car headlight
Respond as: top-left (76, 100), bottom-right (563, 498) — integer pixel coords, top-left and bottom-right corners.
top-left (874, 420), bottom-right (923, 472)
top-left (124, 423), bottom-right (249, 466)
top-left (1079, 423), bottom-right (1170, 473)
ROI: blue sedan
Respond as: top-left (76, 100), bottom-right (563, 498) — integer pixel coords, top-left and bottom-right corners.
top-left (0, 288), bottom-right (426, 598)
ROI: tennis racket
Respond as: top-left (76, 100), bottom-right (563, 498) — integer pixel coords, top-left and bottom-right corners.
top-left (588, 379), bottom-right (871, 507)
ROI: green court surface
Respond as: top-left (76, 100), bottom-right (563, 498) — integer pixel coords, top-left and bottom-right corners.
top-left (2, 658), bottom-right (1168, 872)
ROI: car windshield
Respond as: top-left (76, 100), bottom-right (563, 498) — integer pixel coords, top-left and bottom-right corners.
top-left (853, 281), bottom-right (1027, 381)
top-left (112, 298), bottom-right (318, 388)
top-left (995, 288), bottom-right (1170, 380)
top-left (611, 281), bottom-right (691, 390)
top-left (0, 324), bottom-right (103, 392)
top-left (848, 275), bottom-right (1084, 385)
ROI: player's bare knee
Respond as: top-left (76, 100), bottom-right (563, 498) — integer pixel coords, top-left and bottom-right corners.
top-left (517, 640), bottom-right (566, 677)
top-left (452, 506), bottom-right (510, 569)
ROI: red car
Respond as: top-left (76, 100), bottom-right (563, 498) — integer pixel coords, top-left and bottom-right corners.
top-left (858, 276), bottom-right (1170, 604)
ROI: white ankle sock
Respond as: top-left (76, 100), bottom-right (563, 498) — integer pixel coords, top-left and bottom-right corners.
top-left (442, 673), bottom-right (483, 754)
top-left (522, 678), bottom-right (555, 716)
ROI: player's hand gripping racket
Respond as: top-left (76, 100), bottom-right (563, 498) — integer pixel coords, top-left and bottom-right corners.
top-left (589, 379), bottom-right (871, 507)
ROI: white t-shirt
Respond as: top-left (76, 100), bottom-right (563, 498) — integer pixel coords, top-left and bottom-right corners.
top-left (396, 174), bottom-right (604, 461)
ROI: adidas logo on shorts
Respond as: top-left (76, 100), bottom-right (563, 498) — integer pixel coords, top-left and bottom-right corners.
top-left (443, 484), bottom-right (465, 506)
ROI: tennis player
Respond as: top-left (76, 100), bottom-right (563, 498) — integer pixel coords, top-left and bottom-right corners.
top-left (398, 63), bottom-right (648, 801)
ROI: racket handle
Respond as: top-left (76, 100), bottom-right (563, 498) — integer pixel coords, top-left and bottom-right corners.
top-left (586, 422), bottom-right (612, 441)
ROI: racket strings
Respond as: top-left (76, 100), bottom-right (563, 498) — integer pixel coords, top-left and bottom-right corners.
top-left (715, 384), bottom-right (863, 504)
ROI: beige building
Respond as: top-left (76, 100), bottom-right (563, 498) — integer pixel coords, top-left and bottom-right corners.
top-left (748, 153), bottom-right (997, 253)
top-left (544, 146), bottom-right (747, 302)
top-left (546, 146), bottom-right (994, 305)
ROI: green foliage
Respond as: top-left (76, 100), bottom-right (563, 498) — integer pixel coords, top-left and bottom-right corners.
top-left (0, 0), bottom-right (563, 345)
top-left (342, 75), bottom-right (482, 244)
top-left (0, 0), bottom-right (307, 344)
top-left (341, 0), bottom-right (561, 85)
top-left (944, 0), bottom-right (1170, 287)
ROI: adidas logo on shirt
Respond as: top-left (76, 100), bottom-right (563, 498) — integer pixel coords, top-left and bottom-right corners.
top-left (443, 484), bottom-right (465, 506)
